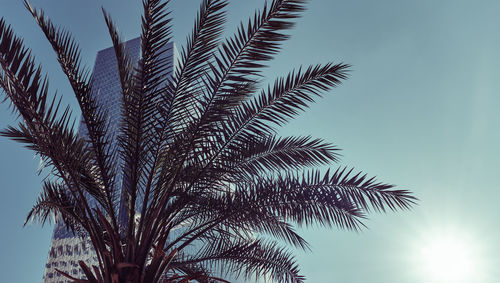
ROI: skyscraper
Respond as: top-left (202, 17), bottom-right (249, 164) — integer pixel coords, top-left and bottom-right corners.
top-left (42, 38), bottom-right (174, 283)
top-left (41, 37), bottom-right (256, 283)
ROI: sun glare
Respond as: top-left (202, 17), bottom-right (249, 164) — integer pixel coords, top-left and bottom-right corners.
top-left (421, 236), bottom-right (474, 281)
top-left (415, 231), bottom-right (483, 283)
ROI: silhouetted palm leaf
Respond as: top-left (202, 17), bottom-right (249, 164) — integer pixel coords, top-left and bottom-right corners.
top-left (25, 2), bottom-right (120, 230)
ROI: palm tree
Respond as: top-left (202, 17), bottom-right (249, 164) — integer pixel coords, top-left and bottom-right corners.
top-left (0, 0), bottom-right (416, 282)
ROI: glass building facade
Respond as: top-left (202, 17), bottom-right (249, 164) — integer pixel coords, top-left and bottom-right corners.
top-left (42, 37), bottom-right (255, 283)
top-left (43, 38), bottom-right (174, 283)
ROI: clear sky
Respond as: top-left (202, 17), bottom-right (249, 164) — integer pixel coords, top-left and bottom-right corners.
top-left (1, 0), bottom-right (499, 282)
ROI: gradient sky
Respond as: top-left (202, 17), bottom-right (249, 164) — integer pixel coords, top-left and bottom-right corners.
top-left (1, 0), bottom-right (500, 282)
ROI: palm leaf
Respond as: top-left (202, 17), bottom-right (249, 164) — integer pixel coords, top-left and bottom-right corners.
top-left (234, 135), bottom-right (340, 175)
top-left (118, 0), bottom-right (173, 246)
top-left (194, 63), bottom-right (349, 184)
top-left (164, 0), bottom-right (228, 134)
top-left (172, 0), bottom-right (309, 181)
top-left (25, 1), bottom-right (120, 230)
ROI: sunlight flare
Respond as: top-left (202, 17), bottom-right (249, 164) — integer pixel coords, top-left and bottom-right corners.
top-left (415, 230), bottom-right (483, 282)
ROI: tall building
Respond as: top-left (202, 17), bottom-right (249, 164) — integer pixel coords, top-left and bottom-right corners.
top-left (42, 38), bottom-right (256, 283)
top-left (43, 38), bottom-right (174, 283)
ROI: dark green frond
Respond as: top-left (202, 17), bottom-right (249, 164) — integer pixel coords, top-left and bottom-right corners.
top-left (234, 135), bottom-right (340, 175)
top-left (234, 175), bottom-right (366, 231)
top-left (164, 189), bottom-right (311, 251)
top-left (174, 0), bottom-right (309, 175)
top-left (230, 63), bottom-right (349, 141)
top-left (211, 0), bottom-right (307, 94)
top-left (25, 181), bottom-right (87, 232)
top-left (194, 63), bottom-right (349, 185)
top-left (320, 167), bottom-right (418, 212)
top-left (0, 17), bottom-right (52, 122)
top-left (0, 20), bottom-right (114, 258)
top-left (158, 0), bottom-right (228, 174)
top-left (104, 0), bottom-right (176, 263)
top-left (192, 239), bottom-right (304, 283)
top-left (26, 1), bottom-right (119, 230)
top-left (171, 237), bottom-right (303, 283)
top-left (0, 122), bottom-right (113, 217)
top-left (118, 0), bottom-right (173, 234)
top-left (166, 0), bottom-right (228, 128)
top-left (102, 9), bottom-right (136, 100)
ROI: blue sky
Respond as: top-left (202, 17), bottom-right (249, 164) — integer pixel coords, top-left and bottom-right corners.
top-left (1, 0), bottom-right (500, 282)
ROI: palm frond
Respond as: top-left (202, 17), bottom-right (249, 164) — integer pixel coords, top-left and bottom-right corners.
top-left (230, 176), bottom-right (365, 231)
top-left (0, 18), bottom-right (112, 272)
top-left (211, 0), bottom-right (307, 95)
top-left (193, 63), bottom-right (349, 184)
top-left (172, 238), bottom-right (303, 283)
top-left (161, 188), bottom-right (310, 251)
top-left (150, 0), bottom-right (229, 201)
top-left (164, 0), bottom-right (228, 132)
top-left (25, 180), bottom-right (86, 230)
top-left (102, 9), bottom-right (136, 101)
top-left (233, 135), bottom-right (340, 175)
top-left (173, 0), bottom-right (309, 179)
top-left (250, 168), bottom-right (416, 224)
top-left (0, 17), bottom-right (52, 122)
top-left (230, 63), bottom-right (349, 141)
top-left (26, 1), bottom-right (120, 231)
top-left (322, 167), bottom-right (417, 212)
top-left (0, 121), bottom-right (110, 218)
top-left (118, 0), bottom-right (173, 244)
